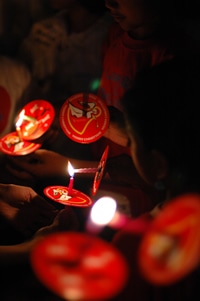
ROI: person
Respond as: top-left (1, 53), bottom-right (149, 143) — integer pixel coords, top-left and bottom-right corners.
top-left (109, 54), bottom-right (200, 301)
top-left (0, 56), bottom-right (31, 139)
top-left (4, 0), bottom-right (198, 216)
top-left (93, 0), bottom-right (199, 155)
top-left (18, 0), bottom-right (112, 102)
top-left (1, 54), bottom-right (200, 301)
top-left (0, 183), bottom-right (79, 264)
top-left (13, 0), bottom-right (113, 163)
top-left (0, 0), bottom-right (113, 192)
top-left (0, 183), bottom-right (80, 300)
top-left (0, 0), bottom-right (54, 57)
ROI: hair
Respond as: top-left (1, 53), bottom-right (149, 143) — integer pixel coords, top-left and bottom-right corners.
top-left (77, 0), bottom-right (107, 15)
top-left (121, 53), bottom-right (200, 194)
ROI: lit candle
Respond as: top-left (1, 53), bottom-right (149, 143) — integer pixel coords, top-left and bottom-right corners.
top-left (86, 197), bottom-right (117, 234)
top-left (86, 196), bottom-right (150, 234)
top-left (67, 161), bottom-right (74, 196)
top-left (74, 167), bottom-right (100, 174)
top-left (16, 109), bottom-right (25, 141)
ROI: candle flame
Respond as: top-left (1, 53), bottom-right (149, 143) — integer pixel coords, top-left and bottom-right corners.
top-left (90, 197), bottom-right (117, 226)
top-left (68, 161), bottom-right (74, 177)
top-left (16, 109), bottom-right (25, 127)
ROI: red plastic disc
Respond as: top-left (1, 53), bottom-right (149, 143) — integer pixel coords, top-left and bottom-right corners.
top-left (59, 93), bottom-right (109, 144)
top-left (92, 145), bottom-right (109, 195)
top-left (44, 186), bottom-right (93, 207)
top-left (16, 99), bottom-right (55, 141)
top-left (0, 131), bottom-right (41, 155)
top-left (31, 231), bottom-right (128, 301)
top-left (0, 86), bottom-right (11, 136)
top-left (139, 193), bottom-right (200, 285)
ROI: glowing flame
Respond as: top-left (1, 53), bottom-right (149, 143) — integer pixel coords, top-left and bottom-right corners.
top-left (90, 197), bottom-right (117, 226)
top-left (16, 109), bottom-right (25, 128)
top-left (68, 161), bottom-right (74, 177)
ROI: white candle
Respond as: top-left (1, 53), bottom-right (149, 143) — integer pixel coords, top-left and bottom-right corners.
top-left (67, 161), bottom-right (74, 196)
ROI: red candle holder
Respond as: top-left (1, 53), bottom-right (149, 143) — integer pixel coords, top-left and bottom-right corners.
top-left (92, 145), bottom-right (109, 195)
top-left (44, 186), bottom-right (93, 207)
top-left (31, 231), bottom-right (128, 301)
top-left (0, 131), bottom-right (41, 156)
top-left (16, 99), bottom-right (55, 141)
top-left (138, 193), bottom-right (200, 285)
top-left (59, 93), bottom-right (110, 144)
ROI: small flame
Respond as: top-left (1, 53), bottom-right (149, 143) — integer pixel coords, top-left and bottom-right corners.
top-left (16, 109), bottom-right (25, 128)
top-left (68, 161), bottom-right (74, 177)
top-left (90, 197), bottom-right (117, 226)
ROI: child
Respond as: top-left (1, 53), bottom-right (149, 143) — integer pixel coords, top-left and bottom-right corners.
top-left (111, 53), bottom-right (200, 301)
top-left (5, 0), bottom-right (197, 217)
top-left (88, 0), bottom-right (200, 213)
top-left (1, 54), bottom-right (200, 301)
top-left (95, 0), bottom-right (198, 149)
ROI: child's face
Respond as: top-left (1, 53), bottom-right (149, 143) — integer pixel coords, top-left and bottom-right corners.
top-left (105, 0), bottom-right (157, 32)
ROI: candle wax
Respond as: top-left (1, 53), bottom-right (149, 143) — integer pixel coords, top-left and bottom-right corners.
top-left (68, 176), bottom-right (74, 196)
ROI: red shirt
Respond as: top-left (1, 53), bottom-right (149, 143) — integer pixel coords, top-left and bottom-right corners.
top-left (98, 23), bottom-right (188, 111)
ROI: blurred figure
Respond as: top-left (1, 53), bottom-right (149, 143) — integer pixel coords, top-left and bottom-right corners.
top-left (0, 0), bottom-right (53, 56)
top-left (111, 53), bottom-right (200, 301)
top-left (19, 0), bottom-right (112, 101)
top-left (0, 56), bottom-right (30, 139)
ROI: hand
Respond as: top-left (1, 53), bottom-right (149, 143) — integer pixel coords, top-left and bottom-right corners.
top-left (0, 207), bottom-right (79, 265)
top-left (0, 184), bottom-right (58, 239)
top-left (0, 183), bottom-right (43, 207)
top-left (20, 17), bottom-right (67, 80)
top-left (104, 121), bottom-right (129, 147)
top-left (34, 207), bottom-right (80, 238)
top-left (104, 106), bottom-right (129, 147)
top-left (5, 149), bottom-right (68, 180)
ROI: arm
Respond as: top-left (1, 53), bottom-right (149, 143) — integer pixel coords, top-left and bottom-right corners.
top-left (5, 149), bottom-right (99, 180)
top-left (103, 106), bottom-right (130, 147)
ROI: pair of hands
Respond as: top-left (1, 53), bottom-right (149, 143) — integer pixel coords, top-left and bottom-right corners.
top-left (20, 16), bottom-right (68, 81)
